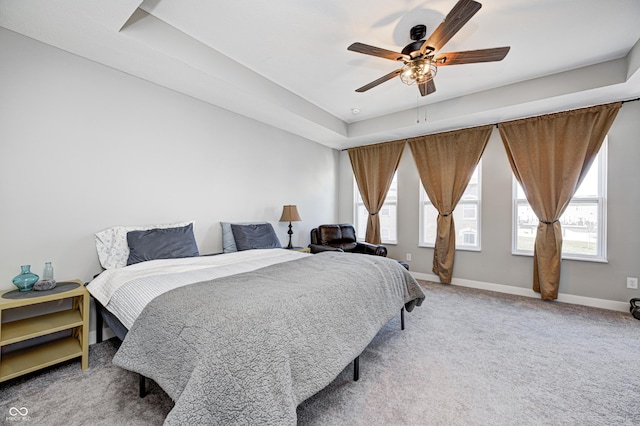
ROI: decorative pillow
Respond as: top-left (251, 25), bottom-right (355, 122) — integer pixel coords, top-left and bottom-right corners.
top-left (95, 220), bottom-right (193, 269)
top-left (220, 222), bottom-right (268, 253)
top-left (231, 223), bottom-right (282, 251)
top-left (126, 223), bottom-right (199, 266)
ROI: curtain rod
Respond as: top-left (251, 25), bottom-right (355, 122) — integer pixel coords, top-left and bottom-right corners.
top-left (341, 97), bottom-right (639, 151)
top-left (494, 98), bottom-right (636, 128)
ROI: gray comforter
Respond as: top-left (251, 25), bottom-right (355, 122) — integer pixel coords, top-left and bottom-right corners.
top-left (112, 251), bottom-right (425, 425)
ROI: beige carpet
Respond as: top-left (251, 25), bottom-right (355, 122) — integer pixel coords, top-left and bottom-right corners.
top-left (2, 280), bottom-right (639, 425)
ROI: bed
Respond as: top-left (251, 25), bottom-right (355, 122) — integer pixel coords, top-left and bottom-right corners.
top-left (87, 222), bottom-right (425, 425)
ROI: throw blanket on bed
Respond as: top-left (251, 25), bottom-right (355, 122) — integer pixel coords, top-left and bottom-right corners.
top-left (112, 251), bottom-right (425, 425)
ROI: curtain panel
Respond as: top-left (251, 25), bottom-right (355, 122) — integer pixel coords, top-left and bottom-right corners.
top-left (499, 102), bottom-right (621, 300)
top-left (408, 125), bottom-right (492, 283)
top-left (348, 140), bottom-right (405, 244)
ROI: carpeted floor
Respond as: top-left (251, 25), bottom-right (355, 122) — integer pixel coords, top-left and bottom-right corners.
top-left (2, 280), bottom-right (640, 425)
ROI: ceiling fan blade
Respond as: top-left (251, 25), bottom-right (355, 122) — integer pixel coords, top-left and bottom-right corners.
top-left (418, 80), bottom-right (437, 97)
top-left (435, 46), bottom-right (510, 66)
top-left (348, 42), bottom-right (411, 62)
top-left (420, 0), bottom-right (482, 55)
top-left (355, 69), bottom-right (403, 93)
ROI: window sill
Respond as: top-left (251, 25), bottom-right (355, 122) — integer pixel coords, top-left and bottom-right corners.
top-left (511, 251), bottom-right (608, 264)
top-left (418, 244), bottom-right (481, 252)
top-left (357, 240), bottom-right (397, 245)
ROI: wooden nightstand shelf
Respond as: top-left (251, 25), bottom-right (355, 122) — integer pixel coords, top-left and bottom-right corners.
top-left (287, 247), bottom-right (311, 253)
top-left (0, 280), bottom-right (89, 383)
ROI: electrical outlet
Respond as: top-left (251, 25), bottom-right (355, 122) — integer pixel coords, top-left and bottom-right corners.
top-left (627, 277), bottom-right (638, 289)
top-left (406, 253), bottom-right (412, 261)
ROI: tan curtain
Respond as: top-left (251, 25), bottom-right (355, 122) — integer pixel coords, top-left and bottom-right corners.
top-left (408, 125), bottom-right (492, 283)
top-left (499, 102), bottom-right (621, 300)
top-left (348, 140), bottom-right (405, 244)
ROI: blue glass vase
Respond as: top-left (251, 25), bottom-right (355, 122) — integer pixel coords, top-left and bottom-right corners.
top-left (12, 265), bottom-right (39, 292)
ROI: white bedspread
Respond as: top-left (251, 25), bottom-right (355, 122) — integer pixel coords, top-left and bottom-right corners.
top-left (86, 249), bottom-right (309, 329)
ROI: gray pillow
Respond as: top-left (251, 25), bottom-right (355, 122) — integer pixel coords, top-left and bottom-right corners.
top-left (231, 223), bottom-right (282, 251)
top-left (126, 223), bottom-right (199, 265)
top-left (220, 221), bottom-right (267, 253)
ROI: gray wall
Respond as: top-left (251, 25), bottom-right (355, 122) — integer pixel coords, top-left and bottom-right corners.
top-left (340, 101), bottom-right (640, 305)
top-left (0, 29), bottom-right (339, 291)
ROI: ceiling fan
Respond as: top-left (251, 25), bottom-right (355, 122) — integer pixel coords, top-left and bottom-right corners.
top-left (347, 0), bottom-right (510, 96)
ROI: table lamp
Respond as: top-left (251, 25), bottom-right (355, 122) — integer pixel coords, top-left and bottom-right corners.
top-left (279, 205), bottom-right (302, 249)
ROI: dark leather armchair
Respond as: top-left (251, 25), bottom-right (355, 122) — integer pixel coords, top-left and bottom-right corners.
top-left (309, 224), bottom-right (387, 257)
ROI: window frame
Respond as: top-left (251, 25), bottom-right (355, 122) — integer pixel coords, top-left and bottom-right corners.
top-left (418, 161), bottom-right (482, 251)
top-left (353, 173), bottom-right (398, 244)
top-left (511, 138), bottom-right (608, 263)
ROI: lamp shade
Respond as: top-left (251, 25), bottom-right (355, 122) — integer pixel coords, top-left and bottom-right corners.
top-left (279, 205), bottom-right (301, 222)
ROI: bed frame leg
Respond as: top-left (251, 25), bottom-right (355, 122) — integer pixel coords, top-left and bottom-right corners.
top-left (139, 374), bottom-right (147, 398)
top-left (353, 357), bottom-right (360, 381)
top-left (95, 298), bottom-right (103, 344)
top-left (401, 307), bottom-right (405, 330)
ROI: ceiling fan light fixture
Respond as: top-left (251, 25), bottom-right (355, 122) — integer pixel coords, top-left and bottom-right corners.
top-left (348, 1), bottom-right (510, 97)
top-left (399, 58), bottom-right (437, 86)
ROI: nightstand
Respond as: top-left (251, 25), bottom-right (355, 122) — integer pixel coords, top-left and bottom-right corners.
top-left (286, 247), bottom-right (310, 253)
top-left (0, 280), bottom-right (89, 382)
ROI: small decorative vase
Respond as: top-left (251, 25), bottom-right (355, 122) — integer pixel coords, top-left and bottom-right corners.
top-left (12, 265), bottom-right (39, 292)
top-left (43, 262), bottom-right (54, 280)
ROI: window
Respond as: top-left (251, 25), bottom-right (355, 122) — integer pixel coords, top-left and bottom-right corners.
top-left (462, 231), bottom-right (476, 245)
top-left (512, 139), bottom-right (607, 262)
top-left (354, 174), bottom-right (397, 244)
top-left (419, 163), bottom-right (481, 250)
top-left (463, 204), bottom-right (477, 220)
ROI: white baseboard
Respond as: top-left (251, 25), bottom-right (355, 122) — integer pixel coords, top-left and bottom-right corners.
top-left (411, 272), bottom-right (629, 313)
top-left (89, 327), bottom-right (116, 345)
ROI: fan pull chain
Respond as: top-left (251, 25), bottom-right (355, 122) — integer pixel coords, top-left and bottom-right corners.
top-left (416, 92), bottom-right (428, 124)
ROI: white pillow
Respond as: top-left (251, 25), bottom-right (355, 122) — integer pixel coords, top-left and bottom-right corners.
top-left (95, 220), bottom-right (194, 270)
top-left (220, 222), bottom-right (267, 253)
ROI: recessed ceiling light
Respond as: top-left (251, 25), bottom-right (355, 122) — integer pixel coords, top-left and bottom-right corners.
top-left (351, 108), bottom-right (361, 114)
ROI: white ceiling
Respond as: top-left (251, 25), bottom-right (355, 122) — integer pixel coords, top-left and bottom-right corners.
top-left (2, 0), bottom-right (640, 149)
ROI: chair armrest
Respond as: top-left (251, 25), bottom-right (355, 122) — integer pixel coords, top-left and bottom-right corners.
top-left (309, 244), bottom-right (344, 254)
top-left (355, 242), bottom-right (387, 257)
